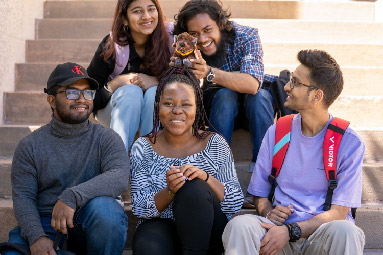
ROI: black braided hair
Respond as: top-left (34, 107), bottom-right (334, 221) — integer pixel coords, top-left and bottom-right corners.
top-left (146, 67), bottom-right (211, 143)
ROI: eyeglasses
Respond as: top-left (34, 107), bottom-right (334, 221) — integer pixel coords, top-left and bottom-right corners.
top-left (289, 76), bottom-right (319, 90)
top-left (289, 73), bottom-right (327, 99)
top-left (55, 89), bottom-right (96, 100)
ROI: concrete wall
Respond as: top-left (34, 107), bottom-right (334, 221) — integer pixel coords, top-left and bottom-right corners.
top-left (0, 0), bottom-right (45, 124)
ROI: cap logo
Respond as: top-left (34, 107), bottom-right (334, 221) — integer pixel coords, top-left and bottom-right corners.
top-left (72, 65), bottom-right (85, 76)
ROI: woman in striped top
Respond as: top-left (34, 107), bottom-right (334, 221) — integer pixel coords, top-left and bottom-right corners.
top-left (130, 67), bottom-right (243, 255)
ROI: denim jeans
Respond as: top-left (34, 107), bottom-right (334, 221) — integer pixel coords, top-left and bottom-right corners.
top-left (4, 196), bottom-right (128, 255)
top-left (208, 88), bottom-right (274, 169)
top-left (96, 84), bottom-right (157, 153)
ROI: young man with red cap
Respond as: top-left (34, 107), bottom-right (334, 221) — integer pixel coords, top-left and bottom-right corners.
top-left (3, 63), bottom-right (129, 255)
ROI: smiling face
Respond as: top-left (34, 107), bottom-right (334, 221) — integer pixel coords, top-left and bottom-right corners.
top-left (159, 81), bottom-right (197, 137)
top-left (48, 79), bottom-right (93, 124)
top-left (186, 13), bottom-right (221, 57)
top-left (125, 0), bottom-right (159, 39)
top-left (284, 64), bottom-right (314, 111)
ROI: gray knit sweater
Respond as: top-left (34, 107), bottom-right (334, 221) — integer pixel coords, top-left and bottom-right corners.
top-left (11, 116), bottom-right (130, 245)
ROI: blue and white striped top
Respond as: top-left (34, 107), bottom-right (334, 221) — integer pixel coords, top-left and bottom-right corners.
top-left (130, 133), bottom-right (244, 221)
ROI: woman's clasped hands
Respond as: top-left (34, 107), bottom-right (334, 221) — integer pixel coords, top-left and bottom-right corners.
top-left (166, 165), bottom-right (208, 194)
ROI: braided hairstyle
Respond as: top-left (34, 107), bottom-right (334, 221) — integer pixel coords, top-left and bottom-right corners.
top-left (147, 67), bottom-right (211, 143)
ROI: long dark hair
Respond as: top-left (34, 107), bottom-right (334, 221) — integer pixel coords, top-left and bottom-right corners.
top-left (147, 67), bottom-right (211, 143)
top-left (101, 0), bottom-right (171, 78)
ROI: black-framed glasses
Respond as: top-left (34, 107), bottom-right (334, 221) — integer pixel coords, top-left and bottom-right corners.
top-left (55, 89), bottom-right (96, 100)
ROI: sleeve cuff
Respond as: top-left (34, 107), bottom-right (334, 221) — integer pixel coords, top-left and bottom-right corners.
top-left (58, 189), bottom-right (77, 210)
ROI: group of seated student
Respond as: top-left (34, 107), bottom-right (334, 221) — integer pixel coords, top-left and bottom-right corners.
top-left (2, 0), bottom-right (366, 255)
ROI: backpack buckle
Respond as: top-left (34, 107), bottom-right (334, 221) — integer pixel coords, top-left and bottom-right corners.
top-left (268, 174), bottom-right (276, 185)
top-left (328, 180), bottom-right (338, 190)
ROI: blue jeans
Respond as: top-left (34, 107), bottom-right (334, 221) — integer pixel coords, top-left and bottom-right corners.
top-left (96, 85), bottom-right (157, 153)
top-left (5, 196), bottom-right (128, 255)
top-left (208, 88), bottom-right (274, 166)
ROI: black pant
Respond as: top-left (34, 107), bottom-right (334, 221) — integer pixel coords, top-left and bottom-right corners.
top-left (132, 179), bottom-right (228, 255)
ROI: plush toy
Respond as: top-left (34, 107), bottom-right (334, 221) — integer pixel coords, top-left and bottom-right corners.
top-left (172, 32), bottom-right (198, 68)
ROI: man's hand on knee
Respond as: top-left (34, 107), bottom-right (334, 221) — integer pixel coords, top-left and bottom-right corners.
top-left (259, 222), bottom-right (289, 255)
top-left (51, 200), bottom-right (75, 234)
top-left (30, 236), bottom-right (56, 255)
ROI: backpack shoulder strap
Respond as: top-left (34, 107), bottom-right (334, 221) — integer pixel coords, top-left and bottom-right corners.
top-left (322, 117), bottom-right (350, 211)
top-left (268, 114), bottom-right (295, 201)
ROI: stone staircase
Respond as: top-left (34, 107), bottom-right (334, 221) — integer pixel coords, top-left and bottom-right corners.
top-left (1, 0), bottom-right (383, 253)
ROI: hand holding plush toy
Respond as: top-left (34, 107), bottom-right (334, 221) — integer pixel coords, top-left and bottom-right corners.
top-left (172, 32), bottom-right (198, 68)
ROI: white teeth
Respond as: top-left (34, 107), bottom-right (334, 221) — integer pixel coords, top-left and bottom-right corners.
top-left (172, 120), bottom-right (183, 123)
top-left (202, 41), bottom-right (212, 48)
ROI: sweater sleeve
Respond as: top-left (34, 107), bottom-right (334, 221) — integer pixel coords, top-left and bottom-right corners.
top-left (59, 128), bottom-right (130, 209)
top-left (11, 139), bottom-right (48, 245)
top-left (212, 135), bottom-right (244, 216)
top-left (87, 34), bottom-right (115, 113)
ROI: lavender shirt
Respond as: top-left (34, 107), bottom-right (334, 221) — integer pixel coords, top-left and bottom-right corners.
top-left (248, 114), bottom-right (364, 224)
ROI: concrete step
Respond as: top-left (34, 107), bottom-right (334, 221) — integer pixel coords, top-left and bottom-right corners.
top-left (355, 204), bottom-right (383, 250)
top-left (15, 63), bottom-right (383, 97)
top-left (25, 39), bottom-right (383, 67)
top-left (263, 42), bottom-right (383, 68)
top-left (37, 18), bottom-right (383, 45)
top-left (3, 92), bottom-right (51, 125)
top-left (0, 199), bottom-right (16, 243)
top-left (1, 199), bottom-right (382, 249)
top-left (43, 1), bottom-right (375, 21)
top-left (0, 158), bottom-right (13, 198)
top-left (26, 39), bottom-right (99, 63)
top-left (329, 96), bottom-right (383, 129)
top-left (15, 63), bottom-right (88, 91)
top-left (4, 91), bottom-right (383, 128)
top-left (0, 125), bottom-right (39, 159)
top-left (364, 250), bottom-right (383, 255)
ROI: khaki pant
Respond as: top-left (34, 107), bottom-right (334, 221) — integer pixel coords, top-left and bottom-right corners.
top-left (222, 214), bottom-right (365, 255)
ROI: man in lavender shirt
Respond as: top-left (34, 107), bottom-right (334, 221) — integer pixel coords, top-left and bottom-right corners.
top-left (222, 50), bottom-right (365, 255)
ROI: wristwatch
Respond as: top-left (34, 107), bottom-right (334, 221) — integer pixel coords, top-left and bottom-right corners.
top-left (104, 82), bottom-right (114, 94)
top-left (287, 223), bottom-right (302, 242)
top-left (206, 66), bottom-right (215, 83)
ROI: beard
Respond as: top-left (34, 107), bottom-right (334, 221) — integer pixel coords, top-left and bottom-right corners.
top-left (284, 91), bottom-right (311, 111)
top-left (201, 32), bottom-right (229, 68)
top-left (55, 103), bottom-right (92, 124)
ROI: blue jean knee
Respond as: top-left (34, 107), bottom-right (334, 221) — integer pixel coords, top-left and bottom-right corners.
top-left (140, 85), bottom-right (157, 136)
top-left (73, 196), bottom-right (128, 255)
top-left (110, 84), bottom-right (145, 152)
top-left (4, 216), bottom-right (58, 255)
top-left (245, 88), bottom-right (274, 165)
top-left (209, 88), bottom-right (239, 144)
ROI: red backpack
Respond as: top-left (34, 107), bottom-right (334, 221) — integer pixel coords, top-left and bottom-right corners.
top-left (267, 114), bottom-right (356, 218)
